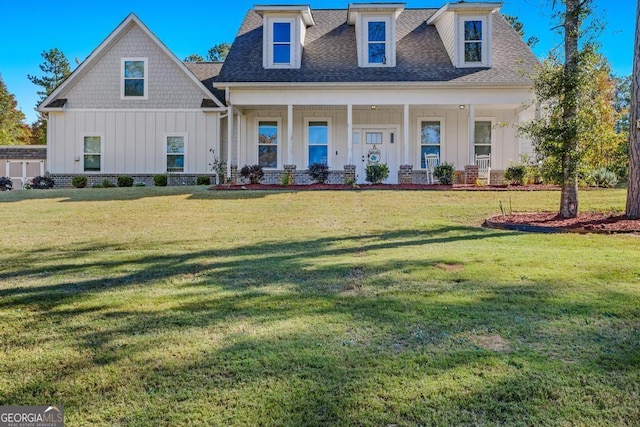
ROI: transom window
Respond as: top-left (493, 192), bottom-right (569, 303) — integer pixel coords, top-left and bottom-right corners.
top-left (308, 121), bottom-right (328, 166)
top-left (474, 121), bottom-right (492, 157)
top-left (83, 136), bottom-right (101, 172)
top-left (368, 21), bottom-right (387, 64)
top-left (258, 121), bottom-right (278, 168)
top-left (464, 20), bottom-right (483, 63)
top-left (273, 22), bottom-right (291, 64)
top-left (122, 58), bottom-right (147, 98)
top-left (420, 121), bottom-right (441, 168)
top-left (166, 135), bottom-right (185, 172)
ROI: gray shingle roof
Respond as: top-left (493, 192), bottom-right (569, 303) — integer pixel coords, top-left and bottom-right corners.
top-left (183, 62), bottom-right (226, 105)
top-left (218, 8), bottom-right (539, 84)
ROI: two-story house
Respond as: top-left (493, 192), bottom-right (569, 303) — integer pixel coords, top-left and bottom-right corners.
top-left (39, 2), bottom-right (539, 186)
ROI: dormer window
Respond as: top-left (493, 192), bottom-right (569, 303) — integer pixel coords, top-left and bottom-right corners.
top-left (427, 3), bottom-right (498, 69)
top-left (273, 21), bottom-right (292, 64)
top-left (348, 4), bottom-right (403, 68)
top-left (256, 5), bottom-right (315, 70)
top-left (459, 16), bottom-right (489, 66)
top-left (367, 20), bottom-right (389, 64)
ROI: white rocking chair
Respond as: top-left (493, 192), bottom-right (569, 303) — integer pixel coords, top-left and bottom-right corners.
top-left (424, 153), bottom-right (440, 184)
top-left (475, 154), bottom-right (491, 184)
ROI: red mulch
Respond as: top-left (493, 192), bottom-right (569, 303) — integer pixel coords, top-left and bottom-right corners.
top-left (486, 212), bottom-right (640, 234)
top-left (211, 183), bottom-right (559, 191)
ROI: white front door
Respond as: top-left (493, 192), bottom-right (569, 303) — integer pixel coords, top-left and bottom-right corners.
top-left (353, 127), bottom-right (399, 184)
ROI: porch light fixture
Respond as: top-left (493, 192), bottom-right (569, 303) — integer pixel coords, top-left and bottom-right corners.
top-left (459, 105), bottom-right (465, 110)
top-left (370, 105), bottom-right (377, 110)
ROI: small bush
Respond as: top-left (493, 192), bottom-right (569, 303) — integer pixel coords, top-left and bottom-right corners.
top-left (0, 177), bottom-right (13, 191)
top-left (587, 168), bottom-right (618, 188)
top-left (433, 162), bottom-right (455, 185)
top-left (365, 163), bottom-right (389, 184)
top-left (197, 176), bottom-right (211, 186)
top-left (280, 171), bottom-right (292, 186)
top-left (117, 175), bottom-right (134, 187)
top-left (71, 176), bottom-right (87, 188)
top-left (154, 174), bottom-right (168, 187)
top-left (102, 179), bottom-right (115, 188)
top-left (134, 181), bottom-right (146, 187)
top-left (31, 175), bottom-right (55, 189)
top-left (239, 165), bottom-right (264, 184)
top-left (308, 163), bottom-right (329, 184)
top-left (92, 183), bottom-right (103, 188)
top-left (504, 163), bottom-right (528, 186)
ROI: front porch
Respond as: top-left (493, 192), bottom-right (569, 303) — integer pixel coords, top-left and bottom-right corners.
top-left (221, 86), bottom-right (535, 185)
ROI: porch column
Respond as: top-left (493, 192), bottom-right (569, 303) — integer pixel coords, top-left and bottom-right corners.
top-left (227, 106), bottom-right (233, 179)
top-left (347, 104), bottom-right (353, 164)
top-left (287, 104), bottom-right (293, 166)
top-left (468, 104), bottom-right (476, 165)
top-left (403, 104), bottom-right (410, 165)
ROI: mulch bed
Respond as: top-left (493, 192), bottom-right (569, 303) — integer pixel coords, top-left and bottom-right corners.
top-left (211, 183), bottom-right (560, 191)
top-left (485, 212), bottom-right (640, 234)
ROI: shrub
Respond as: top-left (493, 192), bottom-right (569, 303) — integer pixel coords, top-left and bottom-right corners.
top-left (134, 181), bottom-right (146, 187)
top-left (504, 163), bottom-right (528, 186)
top-left (197, 176), bottom-right (211, 186)
top-left (239, 165), bottom-right (264, 184)
top-left (0, 177), bottom-right (13, 191)
top-left (154, 174), bottom-right (168, 187)
top-left (92, 183), bottom-right (103, 188)
top-left (308, 163), bottom-right (329, 184)
top-left (102, 179), bottom-right (115, 188)
top-left (71, 176), bottom-right (87, 188)
top-left (365, 163), bottom-right (389, 184)
top-left (587, 168), bottom-right (618, 188)
top-left (280, 171), bottom-right (292, 186)
top-left (117, 175), bottom-right (134, 187)
top-left (433, 162), bottom-right (455, 185)
top-left (31, 175), bottom-right (55, 189)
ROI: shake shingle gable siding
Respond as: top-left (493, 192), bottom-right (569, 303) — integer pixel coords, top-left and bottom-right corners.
top-left (218, 8), bottom-right (539, 84)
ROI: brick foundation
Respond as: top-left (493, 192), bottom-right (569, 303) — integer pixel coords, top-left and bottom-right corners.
top-left (464, 165), bottom-right (478, 184)
top-left (399, 165), bottom-right (413, 184)
top-left (50, 174), bottom-right (215, 188)
top-left (343, 165), bottom-right (356, 184)
top-left (490, 170), bottom-right (505, 185)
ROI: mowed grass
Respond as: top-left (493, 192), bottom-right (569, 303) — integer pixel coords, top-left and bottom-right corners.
top-left (0, 187), bottom-right (638, 426)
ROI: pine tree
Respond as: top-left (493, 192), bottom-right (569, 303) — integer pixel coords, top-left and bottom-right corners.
top-left (27, 48), bottom-right (71, 102)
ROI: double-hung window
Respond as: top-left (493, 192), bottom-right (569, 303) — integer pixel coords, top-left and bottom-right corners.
top-left (464, 20), bottom-right (483, 63)
top-left (166, 135), bottom-right (185, 172)
top-left (420, 121), bottom-right (441, 168)
top-left (458, 16), bottom-right (489, 67)
top-left (367, 20), bottom-right (387, 64)
top-left (272, 22), bottom-right (291, 64)
top-left (83, 136), bottom-right (102, 172)
top-left (122, 58), bottom-right (147, 99)
top-left (308, 121), bottom-right (329, 166)
top-left (258, 121), bottom-right (278, 168)
top-left (474, 121), bottom-right (492, 157)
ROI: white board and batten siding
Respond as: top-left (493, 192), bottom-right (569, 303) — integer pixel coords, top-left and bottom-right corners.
top-left (47, 110), bottom-right (219, 175)
top-left (236, 107), bottom-right (529, 172)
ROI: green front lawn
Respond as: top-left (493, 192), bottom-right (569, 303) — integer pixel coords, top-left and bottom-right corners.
top-left (0, 187), bottom-right (638, 425)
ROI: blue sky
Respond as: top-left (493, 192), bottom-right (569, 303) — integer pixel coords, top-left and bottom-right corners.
top-left (0, 0), bottom-right (634, 124)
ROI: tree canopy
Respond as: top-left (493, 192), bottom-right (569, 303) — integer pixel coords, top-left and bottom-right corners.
top-left (206, 43), bottom-right (231, 62)
top-left (0, 74), bottom-right (31, 145)
top-left (27, 48), bottom-right (71, 102)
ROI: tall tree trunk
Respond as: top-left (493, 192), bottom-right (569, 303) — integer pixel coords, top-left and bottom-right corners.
top-left (627, 0), bottom-right (640, 218)
top-left (560, 0), bottom-right (580, 218)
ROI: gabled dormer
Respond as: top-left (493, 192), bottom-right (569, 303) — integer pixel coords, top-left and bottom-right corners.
top-left (347, 3), bottom-right (405, 68)
top-left (427, 2), bottom-right (501, 68)
top-left (255, 5), bottom-right (315, 69)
